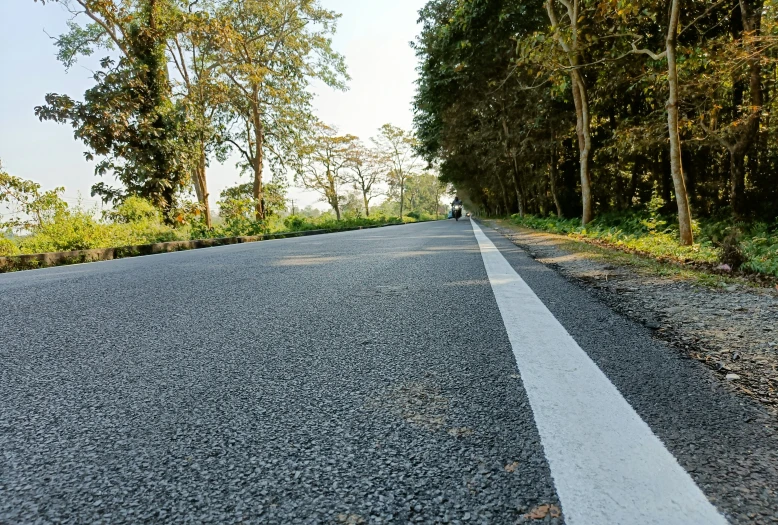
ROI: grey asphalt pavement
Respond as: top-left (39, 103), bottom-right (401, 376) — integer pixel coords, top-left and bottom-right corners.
top-left (1, 219), bottom-right (777, 524)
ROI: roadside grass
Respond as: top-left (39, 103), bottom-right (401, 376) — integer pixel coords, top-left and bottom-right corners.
top-left (554, 236), bottom-right (729, 286)
top-left (506, 212), bottom-right (778, 279)
top-left (488, 217), bottom-right (776, 288)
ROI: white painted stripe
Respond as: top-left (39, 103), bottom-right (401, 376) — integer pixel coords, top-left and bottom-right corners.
top-left (470, 221), bottom-right (727, 525)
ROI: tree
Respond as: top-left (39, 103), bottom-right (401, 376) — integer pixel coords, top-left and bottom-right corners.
top-left (413, 0), bottom-right (552, 217)
top-left (695, 0), bottom-right (766, 218)
top-left (404, 172), bottom-right (443, 217)
top-left (298, 123), bottom-right (354, 220)
top-left (663, 0), bottom-right (695, 244)
top-left (211, 0), bottom-right (347, 220)
top-left (0, 159), bottom-right (67, 231)
top-left (339, 191), bottom-right (366, 217)
top-left (343, 142), bottom-right (384, 217)
top-left (167, 0), bottom-right (231, 229)
top-left (373, 124), bottom-right (422, 218)
top-left (34, 0), bottom-right (191, 218)
top-left (217, 181), bottom-right (287, 222)
top-left (628, 0), bottom-right (695, 245)
top-left (412, 0), bottom-right (778, 226)
top-left (544, 0), bottom-right (594, 225)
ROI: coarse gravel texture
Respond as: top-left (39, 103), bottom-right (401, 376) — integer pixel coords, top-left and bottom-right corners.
top-left (1, 220), bottom-right (562, 524)
top-left (3, 219), bottom-right (778, 524)
top-left (479, 221), bottom-right (778, 524)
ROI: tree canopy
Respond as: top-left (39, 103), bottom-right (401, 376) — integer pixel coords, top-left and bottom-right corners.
top-left (32, 0), bottom-right (349, 224)
top-left (413, 0), bottom-right (778, 234)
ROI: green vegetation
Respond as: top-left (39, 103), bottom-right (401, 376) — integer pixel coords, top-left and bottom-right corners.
top-left (0, 147), bottom-right (443, 260)
top-left (413, 0), bottom-right (778, 249)
top-left (5, 1), bottom-right (449, 260)
top-left (497, 221), bottom-right (745, 287)
top-left (509, 212), bottom-right (778, 278)
top-left (27, 0), bottom-right (444, 230)
top-left (32, 0), bottom-right (349, 224)
top-left (0, 195), bottom-right (421, 258)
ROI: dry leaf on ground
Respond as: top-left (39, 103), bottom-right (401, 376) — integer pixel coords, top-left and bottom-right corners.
top-left (447, 427), bottom-right (473, 437)
top-left (523, 504), bottom-right (561, 520)
top-left (336, 513), bottom-right (366, 525)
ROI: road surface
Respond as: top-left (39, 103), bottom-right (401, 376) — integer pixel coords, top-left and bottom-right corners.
top-left (2, 219), bottom-right (777, 524)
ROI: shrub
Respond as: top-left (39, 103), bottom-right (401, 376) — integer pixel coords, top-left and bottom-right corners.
top-left (0, 237), bottom-right (19, 256)
top-left (9, 197), bottom-right (186, 255)
top-left (1, 196), bottom-right (428, 259)
top-left (18, 209), bottom-right (113, 253)
top-left (107, 196), bottom-right (161, 224)
top-left (284, 215), bottom-right (311, 231)
top-left (719, 228), bottom-right (746, 269)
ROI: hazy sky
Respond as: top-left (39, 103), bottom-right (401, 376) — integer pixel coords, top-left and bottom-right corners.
top-left (0, 0), bottom-right (427, 210)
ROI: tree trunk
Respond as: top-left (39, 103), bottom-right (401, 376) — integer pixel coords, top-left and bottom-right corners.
top-left (548, 133), bottom-right (563, 218)
top-left (729, 150), bottom-right (747, 215)
top-left (500, 117), bottom-right (522, 216)
top-left (363, 191), bottom-right (370, 217)
top-left (666, 0), bottom-right (694, 245)
top-left (546, 0), bottom-right (593, 224)
top-left (497, 173), bottom-right (510, 217)
top-left (399, 178), bottom-right (405, 217)
top-left (193, 144), bottom-right (212, 229)
top-left (570, 70), bottom-right (593, 224)
top-left (510, 152), bottom-right (525, 217)
top-left (252, 103), bottom-right (265, 221)
top-left (200, 165), bottom-right (212, 230)
top-left (161, 184), bottom-right (176, 223)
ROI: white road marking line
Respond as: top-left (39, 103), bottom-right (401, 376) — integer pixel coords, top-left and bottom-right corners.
top-left (470, 221), bottom-right (727, 525)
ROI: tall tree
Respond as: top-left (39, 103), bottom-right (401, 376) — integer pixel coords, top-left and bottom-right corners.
top-left (373, 124), bottom-right (422, 218)
top-left (404, 172), bottom-right (444, 216)
top-left (545, 0), bottom-right (594, 225)
top-left (34, 0), bottom-right (190, 218)
top-left (167, 0), bottom-right (230, 229)
top-left (343, 142), bottom-right (384, 217)
top-left (211, 0), bottom-right (347, 220)
top-left (298, 123), bottom-right (354, 220)
top-left (629, 0), bottom-right (695, 244)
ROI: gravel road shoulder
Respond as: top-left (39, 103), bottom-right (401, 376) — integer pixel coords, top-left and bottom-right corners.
top-left (482, 220), bottom-right (778, 414)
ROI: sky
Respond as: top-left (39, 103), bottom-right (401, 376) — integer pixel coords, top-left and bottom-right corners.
top-left (0, 0), bottom-right (427, 211)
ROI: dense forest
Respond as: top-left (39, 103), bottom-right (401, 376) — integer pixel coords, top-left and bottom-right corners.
top-left (413, 0), bottom-right (778, 245)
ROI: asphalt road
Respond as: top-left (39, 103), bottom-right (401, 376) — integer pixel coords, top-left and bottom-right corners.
top-left (1, 219), bottom-right (777, 524)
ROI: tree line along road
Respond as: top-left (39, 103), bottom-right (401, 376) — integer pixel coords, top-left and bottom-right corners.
top-left (1, 219), bottom-right (777, 524)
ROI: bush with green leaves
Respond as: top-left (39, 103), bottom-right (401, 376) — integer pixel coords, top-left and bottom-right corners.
top-left (281, 213), bottom-right (405, 233)
top-left (0, 182), bottom-right (439, 260)
top-left (17, 208), bottom-right (115, 253)
top-left (0, 237), bottom-right (20, 256)
top-left (6, 196), bottom-right (187, 255)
